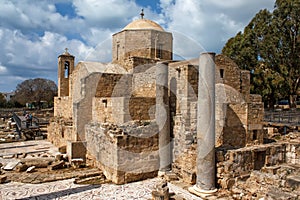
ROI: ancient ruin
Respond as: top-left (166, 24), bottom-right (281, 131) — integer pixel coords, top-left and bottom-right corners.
top-left (43, 15), bottom-right (300, 199)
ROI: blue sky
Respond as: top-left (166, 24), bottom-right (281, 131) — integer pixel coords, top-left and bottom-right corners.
top-left (0, 0), bottom-right (275, 92)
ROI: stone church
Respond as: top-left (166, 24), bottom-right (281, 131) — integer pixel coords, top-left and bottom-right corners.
top-left (48, 15), bottom-right (271, 192)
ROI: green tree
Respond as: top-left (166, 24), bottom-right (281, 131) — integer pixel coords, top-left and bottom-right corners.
top-left (222, 0), bottom-right (300, 108)
top-left (0, 93), bottom-right (6, 107)
top-left (12, 78), bottom-right (58, 109)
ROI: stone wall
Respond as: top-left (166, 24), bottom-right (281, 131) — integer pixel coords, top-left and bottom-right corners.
top-left (168, 62), bottom-right (199, 161)
top-left (173, 142), bottom-right (295, 189)
top-left (47, 117), bottom-right (74, 148)
top-left (53, 96), bottom-right (72, 119)
top-left (129, 97), bottom-right (156, 120)
top-left (112, 30), bottom-right (172, 64)
top-left (120, 57), bottom-right (157, 72)
top-left (286, 142), bottom-right (300, 165)
top-left (92, 97), bottom-right (155, 124)
top-left (220, 103), bottom-right (248, 148)
top-left (217, 143), bottom-right (286, 189)
top-left (132, 63), bottom-right (156, 97)
top-left (172, 144), bottom-right (197, 184)
top-left (246, 94), bottom-right (264, 145)
top-left (85, 121), bottom-right (159, 184)
top-left (240, 70), bottom-right (250, 102)
top-left (215, 55), bottom-right (241, 91)
top-left (95, 73), bottom-right (132, 98)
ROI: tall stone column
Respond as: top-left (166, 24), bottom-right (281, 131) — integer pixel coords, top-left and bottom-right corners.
top-left (156, 62), bottom-right (171, 173)
top-left (189, 52), bottom-right (217, 197)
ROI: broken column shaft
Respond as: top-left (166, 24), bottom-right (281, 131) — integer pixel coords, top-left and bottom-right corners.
top-left (189, 52), bottom-right (217, 196)
top-left (156, 62), bottom-right (171, 173)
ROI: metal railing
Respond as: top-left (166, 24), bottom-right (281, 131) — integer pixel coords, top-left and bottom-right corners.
top-left (12, 112), bottom-right (22, 130)
top-left (264, 110), bottom-right (300, 125)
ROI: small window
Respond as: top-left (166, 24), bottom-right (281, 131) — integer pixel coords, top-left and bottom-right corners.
top-left (116, 44), bottom-right (120, 60)
top-left (157, 44), bottom-right (163, 58)
top-left (220, 69), bottom-right (224, 79)
top-left (253, 130), bottom-right (258, 140)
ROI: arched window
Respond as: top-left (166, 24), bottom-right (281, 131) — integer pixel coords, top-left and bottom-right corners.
top-left (64, 61), bottom-right (70, 78)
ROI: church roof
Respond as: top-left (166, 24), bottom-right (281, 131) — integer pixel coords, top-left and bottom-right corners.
top-left (123, 19), bottom-right (165, 32)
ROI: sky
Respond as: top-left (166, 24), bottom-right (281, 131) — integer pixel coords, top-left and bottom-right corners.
top-left (0, 0), bottom-right (275, 92)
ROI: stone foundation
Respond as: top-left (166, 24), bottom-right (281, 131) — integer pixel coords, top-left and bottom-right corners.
top-left (85, 121), bottom-right (159, 184)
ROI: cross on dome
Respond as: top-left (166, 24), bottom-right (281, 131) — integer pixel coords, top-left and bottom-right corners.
top-left (140, 9), bottom-right (144, 19)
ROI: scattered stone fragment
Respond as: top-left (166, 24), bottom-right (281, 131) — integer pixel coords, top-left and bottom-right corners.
top-left (55, 153), bottom-right (63, 161)
top-left (15, 164), bottom-right (28, 172)
top-left (21, 158), bottom-right (53, 168)
top-left (3, 160), bottom-right (20, 171)
top-left (152, 178), bottom-right (169, 200)
top-left (48, 160), bottom-right (65, 170)
top-left (71, 158), bottom-right (83, 168)
top-left (58, 146), bottom-right (66, 154)
top-left (26, 166), bottom-right (36, 173)
top-left (164, 172), bottom-right (179, 182)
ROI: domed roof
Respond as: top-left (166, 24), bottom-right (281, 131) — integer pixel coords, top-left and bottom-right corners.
top-left (123, 19), bottom-right (165, 32)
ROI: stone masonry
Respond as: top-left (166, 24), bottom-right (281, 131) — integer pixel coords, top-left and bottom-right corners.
top-left (48, 16), bottom-right (269, 188)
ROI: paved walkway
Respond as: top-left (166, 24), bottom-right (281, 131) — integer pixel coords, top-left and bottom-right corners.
top-left (0, 178), bottom-right (202, 200)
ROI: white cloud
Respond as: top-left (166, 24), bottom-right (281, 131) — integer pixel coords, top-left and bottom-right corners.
top-left (159, 0), bottom-right (274, 56)
top-left (73, 0), bottom-right (140, 28)
top-left (0, 65), bottom-right (8, 74)
top-left (0, 0), bottom-right (276, 92)
top-left (0, 28), bottom-right (93, 91)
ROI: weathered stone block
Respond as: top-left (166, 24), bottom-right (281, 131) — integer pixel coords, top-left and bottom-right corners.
top-left (67, 141), bottom-right (87, 162)
top-left (49, 160), bottom-right (64, 170)
top-left (16, 164), bottom-right (28, 172)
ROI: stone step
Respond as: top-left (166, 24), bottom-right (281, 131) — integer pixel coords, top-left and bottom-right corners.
top-left (77, 170), bottom-right (102, 179)
top-left (74, 174), bottom-right (108, 185)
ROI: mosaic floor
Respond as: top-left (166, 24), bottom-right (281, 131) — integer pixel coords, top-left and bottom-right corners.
top-left (0, 178), bottom-right (202, 200)
top-left (0, 141), bottom-right (202, 200)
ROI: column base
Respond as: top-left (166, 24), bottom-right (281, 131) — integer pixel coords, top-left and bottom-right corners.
top-left (188, 185), bottom-right (217, 198)
top-left (158, 169), bottom-right (171, 177)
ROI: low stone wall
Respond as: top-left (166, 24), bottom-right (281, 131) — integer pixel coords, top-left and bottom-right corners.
top-left (85, 121), bottom-right (159, 184)
top-left (286, 142), bottom-right (300, 165)
top-left (246, 94), bottom-right (264, 145)
top-left (173, 141), bottom-right (299, 189)
top-left (217, 143), bottom-right (286, 189)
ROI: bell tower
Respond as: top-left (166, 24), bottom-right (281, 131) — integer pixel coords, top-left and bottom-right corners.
top-left (58, 48), bottom-right (75, 97)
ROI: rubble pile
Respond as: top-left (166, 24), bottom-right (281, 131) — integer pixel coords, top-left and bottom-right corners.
top-left (0, 140), bottom-right (107, 185)
top-left (230, 164), bottom-right (300, 199)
